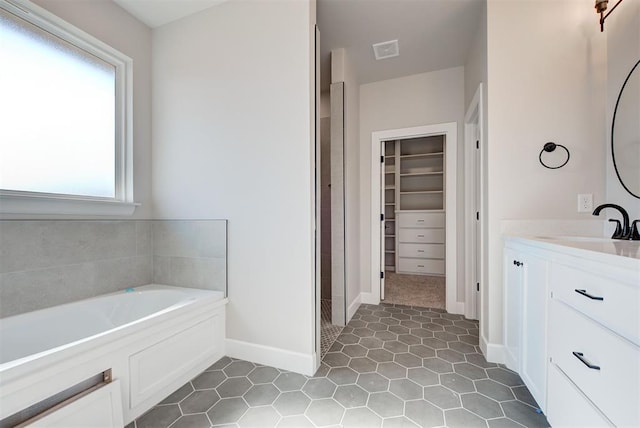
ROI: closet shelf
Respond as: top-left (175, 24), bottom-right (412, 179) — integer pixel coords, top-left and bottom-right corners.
top-left (400, 190), bottom-right (444, 195)
top-left (400, 172), bottom-right (443, 177)
top-left (395, 209), bottom-right (444, 213)
top-left (400, 152), bottom-right (444, 159)
top-left (385, 185), bottom-right (396, 190)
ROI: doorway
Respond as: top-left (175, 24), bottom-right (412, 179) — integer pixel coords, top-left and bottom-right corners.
top-left (370, 123), bottom-right (460, 314)
top-left (381, 135), bottom-right (447, 309)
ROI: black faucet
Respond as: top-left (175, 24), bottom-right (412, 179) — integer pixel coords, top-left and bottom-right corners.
top-left (630, 220), bottom-right (640, 241)
top-left (592, 203), bottom-right (630, 239)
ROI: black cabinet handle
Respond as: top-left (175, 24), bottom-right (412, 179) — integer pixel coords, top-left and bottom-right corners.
top-left (513, 260), bottom-right (523, 267)
top-left (574, 289), bottom-right (604, 301)
top-left (572, 351), bottom-right (601, 370)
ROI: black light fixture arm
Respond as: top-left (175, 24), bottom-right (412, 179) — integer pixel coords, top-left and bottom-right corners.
top-left (596, 0), bottom-right (624, 32)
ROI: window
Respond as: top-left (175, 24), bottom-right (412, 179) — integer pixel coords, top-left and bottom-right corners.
top-left (0, 0), bottom-right (135, 215)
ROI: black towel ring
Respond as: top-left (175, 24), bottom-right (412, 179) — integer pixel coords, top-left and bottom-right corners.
top-left (539, 142), bottom-right (570, 169)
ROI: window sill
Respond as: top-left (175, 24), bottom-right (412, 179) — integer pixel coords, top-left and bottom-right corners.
top-left (0, 193), bottom-right (139, 216)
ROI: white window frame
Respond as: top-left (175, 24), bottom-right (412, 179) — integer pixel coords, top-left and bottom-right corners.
top-left (0, 0), bottom-right (137, 216)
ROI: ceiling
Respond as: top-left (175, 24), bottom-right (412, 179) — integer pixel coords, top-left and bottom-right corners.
top-left (113, 0), bottom-right (227, 28)
top-left (317, 0), bottom-right (484, 90)
top-left (112, 0), bottom-right (483, 90)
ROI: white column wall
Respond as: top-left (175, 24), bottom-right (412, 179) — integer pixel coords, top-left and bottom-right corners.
top-left (331, 48), bottom-right (362, 321)
top-left (152, 0), bottom-right (317, 373)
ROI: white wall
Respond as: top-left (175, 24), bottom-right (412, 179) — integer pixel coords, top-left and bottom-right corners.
top-left (465, 2), bottom-right (487, 111)
top-left (485, 0), bottom-right (607, 352)
top-left (152, 0), bottom-right (317, 373)
top-left (331, 48), bottom-right (361, 320)
top-left (18, 0), bottom-right (153, 220)
top-left (359, 67), bottom-right (466, 302)
top-left (605, 0), bottom-right (640, 217)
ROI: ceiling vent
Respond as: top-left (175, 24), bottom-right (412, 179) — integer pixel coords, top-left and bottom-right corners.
top-left (372, 39), bottom-right (399, 60)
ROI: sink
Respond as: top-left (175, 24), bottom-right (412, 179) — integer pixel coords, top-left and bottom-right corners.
top-left (534, 235), bottom-right (614, 242)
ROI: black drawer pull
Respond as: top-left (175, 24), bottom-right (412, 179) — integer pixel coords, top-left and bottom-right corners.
top-left (574, 289), bottom-right (604, 301)
top-left (572, 352), bottom-right (600, 370)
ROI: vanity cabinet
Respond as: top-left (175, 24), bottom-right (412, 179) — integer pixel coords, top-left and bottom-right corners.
top-left (503, 242), bottom-right (549, 411)
top-left (503, 237), bottom-right (640, 426)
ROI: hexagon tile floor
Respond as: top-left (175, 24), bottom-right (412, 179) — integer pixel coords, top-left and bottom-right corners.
top-left (130, 303), bottom-right (550, 428)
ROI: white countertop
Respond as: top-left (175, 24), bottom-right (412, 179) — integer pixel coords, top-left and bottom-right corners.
top-left (505, 235), bottom-right (640, 270)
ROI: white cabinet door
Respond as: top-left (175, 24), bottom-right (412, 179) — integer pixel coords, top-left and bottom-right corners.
top-left (504, 243), bottom-right (549, 412)
top-left (503, 247), bottom-right (523, 373)
top-left (520, 252), bottom-right (549, 412)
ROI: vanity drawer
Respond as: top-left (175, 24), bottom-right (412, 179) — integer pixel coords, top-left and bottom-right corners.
top-left (548, 299), bottom-right (640, 427)
top-left (398, 228), bottom-right (444, 244)
top-left (398, 258), bottom-right (444, 275)
top-left (546, 363), bottom-right (612, 427)
top-left (397, 212), bottom-right (444, 228)
top-left (551, 262), bottom-right (640, 345)
top-left (398, 243), bottom-right (444, 259)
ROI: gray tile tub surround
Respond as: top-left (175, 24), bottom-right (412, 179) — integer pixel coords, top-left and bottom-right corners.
top-left (0, 220), bottom-right (153, 318)
top-left (133, 303), bottom-right (549, 428)
top-left (0, 219), bottom-right (228, 318)
top-left (151, 220), bottom-right (227, 294)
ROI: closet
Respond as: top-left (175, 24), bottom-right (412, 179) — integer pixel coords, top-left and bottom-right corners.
top-left (383, 135), bottom-right (445, 276)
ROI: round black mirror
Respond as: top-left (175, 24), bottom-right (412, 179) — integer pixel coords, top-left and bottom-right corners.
top-left (612, 59), bottom-right (640, 199)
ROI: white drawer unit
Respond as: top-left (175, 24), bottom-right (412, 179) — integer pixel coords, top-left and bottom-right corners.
top-left (398, 243), bottom-right (444, 259)
top-left (551, 262), bottom-right (640, 345)
top-left (548, 298), bottom-right (640, 427)
top-left (546, 363), bottom-right (613, 427)
top-left (398, 228), bottom-right (444, 244)
top-left (397, 212), bottom-right (444, 228)
top-left (398, 258), bottom-right (444, 275)
top-left (396, 210), bottom-right (445, 276)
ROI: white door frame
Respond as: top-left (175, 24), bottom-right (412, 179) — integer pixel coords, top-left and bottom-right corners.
top-left (464, 83), bottom-right (484, 321)
top-left (370, 122), bottom-right (460, 314)
top-left (313, 25), bottom-right (321, 370)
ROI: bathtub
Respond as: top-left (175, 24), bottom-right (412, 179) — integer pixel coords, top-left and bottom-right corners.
top-left (0, 285), bottom-right (227, 425)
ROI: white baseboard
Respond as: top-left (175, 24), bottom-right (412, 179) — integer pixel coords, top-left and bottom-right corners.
top-left (480, 334), bottom-right (505, 364)
top-left (447, 301), bottom-right (465, 315)
top-left (346, 294), bottom-right (361, 322)
top-left (225, 339), bottom-right (317, 376)
top-left (360, 292), bottom-right (379, 305)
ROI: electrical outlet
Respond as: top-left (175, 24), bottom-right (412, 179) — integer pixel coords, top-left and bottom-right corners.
top-left (578, 194), bottom-right (593, 212)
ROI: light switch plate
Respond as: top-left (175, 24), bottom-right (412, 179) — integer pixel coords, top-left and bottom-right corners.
top-left (578, 194), bottom-right (593, 212)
